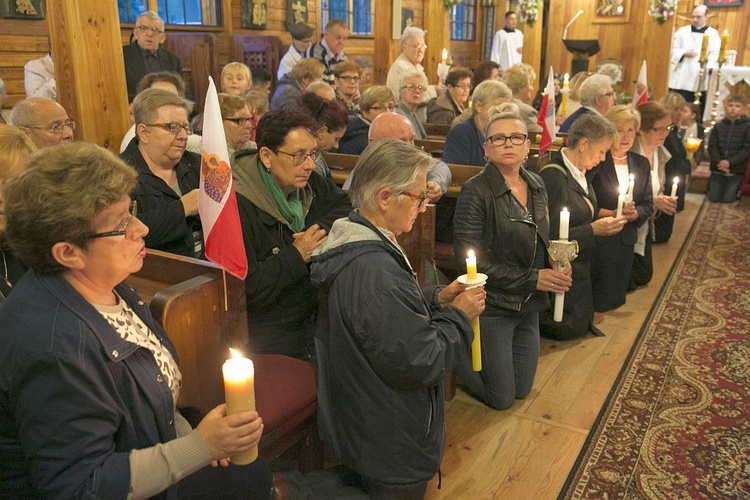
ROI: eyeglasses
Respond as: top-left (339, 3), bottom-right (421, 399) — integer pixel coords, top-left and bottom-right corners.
top-left (135, 25), bottom-right (164, 34)
top-left (276, 149), bottom-right (320, 166)
top-left (224, 117), bottom-right (253, 127)
top-left (402, 84), bottom-right (427, 93)
top-left (601, 91), bottom-right (616, 98)
top-left (405, 43), bottom-right (427, 50)
top-left (486, 134), bottom-right (528, 147)
top-left (88, 201), bottom-right (138, 239)
top-left (651, 124), bottom-right (675, 134)
top-left (401, 191), bottom-right (429, 209)
top-left (369, 103), bottom-right (397, 112)
top-left (452, 84), bottom-right (473, 91)
top-left (337, 75), bottom-right (361, 83)
top-left (27, 120), bottom-right (76, 135)
top-left (145, 122), bottom-right (194, 135)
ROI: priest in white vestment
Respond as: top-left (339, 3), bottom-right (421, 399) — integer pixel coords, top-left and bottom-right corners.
top-left (490, 12), bottom-right (524, 72)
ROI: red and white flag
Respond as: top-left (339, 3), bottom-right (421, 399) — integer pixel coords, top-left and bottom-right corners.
top-left (632, 60), bottom-right (649, 107)
top-left (198, 77), bottom-right (248, 280)
top-left (537, 68), bottom-right (557, 155)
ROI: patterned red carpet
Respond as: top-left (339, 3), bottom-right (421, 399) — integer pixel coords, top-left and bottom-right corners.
top-left (561, 201), bottom-right (750, 499)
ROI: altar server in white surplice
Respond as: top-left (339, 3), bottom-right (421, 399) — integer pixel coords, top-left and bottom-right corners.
top-left (668, 5), bottom-right (720, 101)
top-left (490, 12), bottom-right (524, 72)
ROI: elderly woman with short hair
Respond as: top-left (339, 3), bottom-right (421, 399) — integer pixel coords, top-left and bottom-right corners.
top-left (386, 26), bottom-right (440, 105)
top-left (560, 74), bottom-right (617, 132)
top-left (396, 71), bottom-right (429, 140)
top-left (538, 114), bottom-right (625, 340)
top-left (503, 63), bottom-right (542, 135)
top-left (443, 79), bottom-right (512, 166)
top-left (311, 139), bottom-right (485, 497)
top-left (218, 92), bottom-right (255, 156)
top-left (0, 143), bottom-right (271, 499)
top-left (454, 104), bottom-right (572, 410)
top-left (338, 85), bottom-right (397, 155)
top-left (120, 88), bottom-right (203, 258)
top-left (588, 105), bottom-right (654, 313)
top-left (0, 124), bottom-right (35, 303)
top-left (233, 109), bottom-right (351, 359)
top-left (427, 66), bottom-right (473, 126)
top-left (270, 58), bottom-right (325, 110)
top-left (332, 60), bottom-right (362, 116)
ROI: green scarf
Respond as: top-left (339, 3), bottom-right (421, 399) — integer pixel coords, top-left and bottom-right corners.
top-left (257, 161), bottom-right (305, 232)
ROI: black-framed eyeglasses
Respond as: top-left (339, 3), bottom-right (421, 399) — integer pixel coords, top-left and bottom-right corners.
top-left (369, 103), bottom-right (397, 112)
top-left (402, 84), bottom-right (427, 93)
top-left (27, 120), bottom-right (76, 135)
top-left (276, 149), bottom-right (320, 166)
top-left (224, 117), bottom-right (253, 127)
top-left (135, 25), bottom-right (164, 34)
top-left (651, 124), bottom-right (675, 133)
top-left (486, 134), bottom-right (528, 147)
top-left (337, 75), bottom-right (361, 83)
top-left (401, 190), bottom-right (428, 209)
top-left (88, 201), bottom-right (138, 239)
top-left (145, 122), bottom-right (193, 135)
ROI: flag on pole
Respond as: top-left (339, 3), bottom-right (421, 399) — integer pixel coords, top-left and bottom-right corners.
top-left (198, 77), bottom-right (248, 280)
top-left (537, 68), bottom-right (557, 155)
top-left (632, 60), bottom-right (648, 107)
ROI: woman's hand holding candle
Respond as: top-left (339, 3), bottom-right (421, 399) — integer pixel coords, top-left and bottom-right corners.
top-left (221, 349), bottom-right (259, 465)
top-left (195, 404), bottom-right (264, 465)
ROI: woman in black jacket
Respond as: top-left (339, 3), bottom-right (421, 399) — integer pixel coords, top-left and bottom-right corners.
top-left (232, 109), bottom-right (351, 359)
top-left (453, 105), bottom-right (572, 410)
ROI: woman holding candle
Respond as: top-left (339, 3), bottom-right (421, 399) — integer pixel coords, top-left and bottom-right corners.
top-left (453, 105), bottom-right (572, 410)
top-left (630, 102), bottom-right (676, 289)
top-left (538, 114), bottom-right (625, 340)
top-left (311, 139), bottom-right (485, 497)
top-left (233, 109), bottom-right (351, 359)
top-left (589, 106), bottom-right (654, 313)
top-left (0, 143), bottom-right (271, 499)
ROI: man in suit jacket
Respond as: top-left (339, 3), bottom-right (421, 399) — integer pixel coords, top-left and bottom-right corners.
top-left (123, 11), bottom-right (182, 101)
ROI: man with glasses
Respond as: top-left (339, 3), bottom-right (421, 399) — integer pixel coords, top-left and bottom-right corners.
top-left (490, 12), bottom-right (524, 72)
top-left (560, 74), bottom-right (616, 132)
top-left (277, 22), bottom-right (315, 80)
top-left (11, 97), bottom-right (75, 148)
top-left (123, 11), bottom-right (182, 101)
top-left (305, 18), bottom-right (349, 86)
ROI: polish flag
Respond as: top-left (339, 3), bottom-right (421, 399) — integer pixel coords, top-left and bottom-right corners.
top-left (632, 60), bottom-right (649, 107)
top-left (537, 68), bottom-right (557, 155)
top-left (198, 77), bottom-right (248, 279)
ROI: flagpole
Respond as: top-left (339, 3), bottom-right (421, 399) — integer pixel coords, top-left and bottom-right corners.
top-left (222, 269), bottom-right (229, 312)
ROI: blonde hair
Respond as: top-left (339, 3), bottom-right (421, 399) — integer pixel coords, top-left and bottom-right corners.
top-left (218, 93), bottom-right (249, 118)
top-left (605, 104), bottom-right (641, 131)
top-left (359, 85), bottom-right (396, 113)
top-left (659, 92), bottom-right (686, 112)
top-left (221, 62), bottom-right (253, 88)
top-left (484, 102), bottom-right (524, 135)
top-left (0, 125), bottom-right (36, 180)
top-left (503, 64), bottom-right (536, 94)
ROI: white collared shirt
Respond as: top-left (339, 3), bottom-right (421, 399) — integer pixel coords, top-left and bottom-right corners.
top-left (560, 148), bottom-right (589, 194)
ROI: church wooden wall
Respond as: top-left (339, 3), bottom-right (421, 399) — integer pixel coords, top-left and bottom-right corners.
top-left (0, 19), bottom-right (48, 109)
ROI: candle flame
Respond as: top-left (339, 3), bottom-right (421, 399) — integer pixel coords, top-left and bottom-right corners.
top-left (562, 207), bottom-right (568, 212)
top-left (673, 177), bottom-right (679, 184)
top-left (229, 348), bottom-right (243, 359)
top-left (441, 48), bottom-right (448, 61)
top-left (723, 29), bottom-right (728, 35)
top-left (468, 249), bottom-right (475, 259)
top-left (629, 173), bottom-right (635, 181)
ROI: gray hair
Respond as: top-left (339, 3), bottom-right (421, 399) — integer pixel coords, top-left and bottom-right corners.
top-left (579, 74), bottom-right (612, 106)
top-left (566, 113), bottom-right (617, 148)
top-left (472, 80), bottom-right (512, 112)
top-left (484, 102), bottom-right (524, 136)
top-left (399, 70), bottom-right (428, 91)
top-left (349, 139), bottom-right (432, 212)
top-left (136, 11), bottom-right (165, 30)
top-left (399, 27), bottom-right (426, 51)
top-left (10, 97), bottom-right (59, 127)
top-left (132, 88), bottom-right (194, 127)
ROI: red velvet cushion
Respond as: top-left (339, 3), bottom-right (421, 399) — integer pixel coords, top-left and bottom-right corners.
top-left (251, 354), bottom-right (317, 432)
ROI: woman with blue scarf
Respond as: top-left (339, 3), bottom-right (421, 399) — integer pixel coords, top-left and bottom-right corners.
top-left (233, 109), bottom-right (351, 360)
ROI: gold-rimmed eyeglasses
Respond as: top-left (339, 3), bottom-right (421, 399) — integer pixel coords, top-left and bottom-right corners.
top-left (145, 122), bottom-right (194, 135)
top-left (88, 201), bottom-right (138, 239)
top-left (27, 120), bottom-right (76, 135)
top-left (276, 149), bottom-right (320, 166)
top-left (401, 190), bottom-right (428, 208)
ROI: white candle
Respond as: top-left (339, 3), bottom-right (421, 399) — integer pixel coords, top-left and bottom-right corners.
top-left (559, 208), bottom-right (570, 240)
top-left (616, 192), bottom-right (625, 218)
top-left (670, 176), bottom-right (679, 198)
top-left (466, 250), bottom-right (477, 281)
top-left (441, 48), bottom-right (448, 64)
top-left (626, 173), bottom-right (635, 201)
top-left (554, 289), bottom-right (565, 322)
top-left (222, 348), bottom-right (258, 465)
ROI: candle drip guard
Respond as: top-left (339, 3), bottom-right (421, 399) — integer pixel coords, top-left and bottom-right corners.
top-left (548, 239), bottom-right (579, 322)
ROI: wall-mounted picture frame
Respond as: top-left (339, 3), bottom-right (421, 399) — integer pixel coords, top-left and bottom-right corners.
top-left (592, 0), bottom-right (631, 24)
top-left (0, 0), bottom-right (46, 19)
top-left (705, 0), bottom-right (743, 7)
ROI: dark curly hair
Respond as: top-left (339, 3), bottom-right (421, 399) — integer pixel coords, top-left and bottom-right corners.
top-left (255, 109), bottom-right (320, 152)
top-left (297, 92), bottom-right (349, 133)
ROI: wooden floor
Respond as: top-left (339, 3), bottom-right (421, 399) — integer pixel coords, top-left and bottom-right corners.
top-left (426, 193), bottom-right (706, 499)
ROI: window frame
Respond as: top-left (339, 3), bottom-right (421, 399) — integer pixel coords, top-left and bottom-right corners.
top-left (320, 0), bottom-right (375, 38)
top-left (450, 0), bottom-right (477, 42)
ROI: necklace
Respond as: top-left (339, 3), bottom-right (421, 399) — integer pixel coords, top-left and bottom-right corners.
top-left (612, 154), bottom-right (628, 161)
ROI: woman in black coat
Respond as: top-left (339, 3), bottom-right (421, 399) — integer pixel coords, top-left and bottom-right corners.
top-left (589, 105), bottom-right (654, 313)
top-left (539, 115), bottom-right (623, 341)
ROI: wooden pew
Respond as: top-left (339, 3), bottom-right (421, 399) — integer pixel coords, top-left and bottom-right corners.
top-left (424, 122), bottom-right (451, 138)
top-left (415, 138), bottom-right (446, 157)
top-left (231, 35), bottom-right (283, 92)
top-left (324, 151), bottom-right (359, 186)
top-left (126, 250), bottom-right (322, 471)
top-left (164, 33), bottom-right (220, 113)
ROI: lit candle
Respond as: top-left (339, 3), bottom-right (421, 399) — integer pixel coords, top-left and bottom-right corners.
top-left (441, 48), bottom-right (448, 64)
top-left (560, 73), bottom-right (569, 117)
top-left (686, 136), bottom-right (702, 153)
top-left (699, 34), bottom-right (709, 63)
top-left (616, 185), bottom-right (625, 218)
top-left (719, 30), bottom-right (729, 62)
top-left (559, 207), bottom-right (570, 240)
top-left (466, 249), bottom-right (477, 280)
top-left (670, 176), bottom-right (679, 198)
top-left (626, 173), bottom-right (635, 202)
top-left (222, 348), bottom-right (258, 465)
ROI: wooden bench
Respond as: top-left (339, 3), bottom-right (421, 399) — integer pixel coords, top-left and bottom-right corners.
top-left (126, 250), bottom-right (323, 471)
top-left (424, 122), bottom-right (451, 138)
top-left (323, 151), bottom-right (358, 186)
top-left (164, 33), bottom-right (220, 113)
top-left (231, 35), bottom-right (283, 93)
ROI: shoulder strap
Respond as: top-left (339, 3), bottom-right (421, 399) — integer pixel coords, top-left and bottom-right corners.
top-left (540, 162), bottom-right (567, 176)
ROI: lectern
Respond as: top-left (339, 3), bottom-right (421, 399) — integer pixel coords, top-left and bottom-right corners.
top-left (564, 40), bottom-right (600, 76)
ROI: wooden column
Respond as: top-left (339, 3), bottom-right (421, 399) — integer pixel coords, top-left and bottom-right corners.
top-left (372, 0), bottom-right (398, 85)
top-left (47, 0), bottom-right (130, 153)
top-left (521, 6), bottom-right (544, 85)
top-left (423, 2), bottom-right (450, 88)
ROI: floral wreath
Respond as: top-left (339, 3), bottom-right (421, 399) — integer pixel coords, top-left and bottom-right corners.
top-left (648, 0), bottom-right (677, 25)
top-left (518, 0), bottom-right (539, 27)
